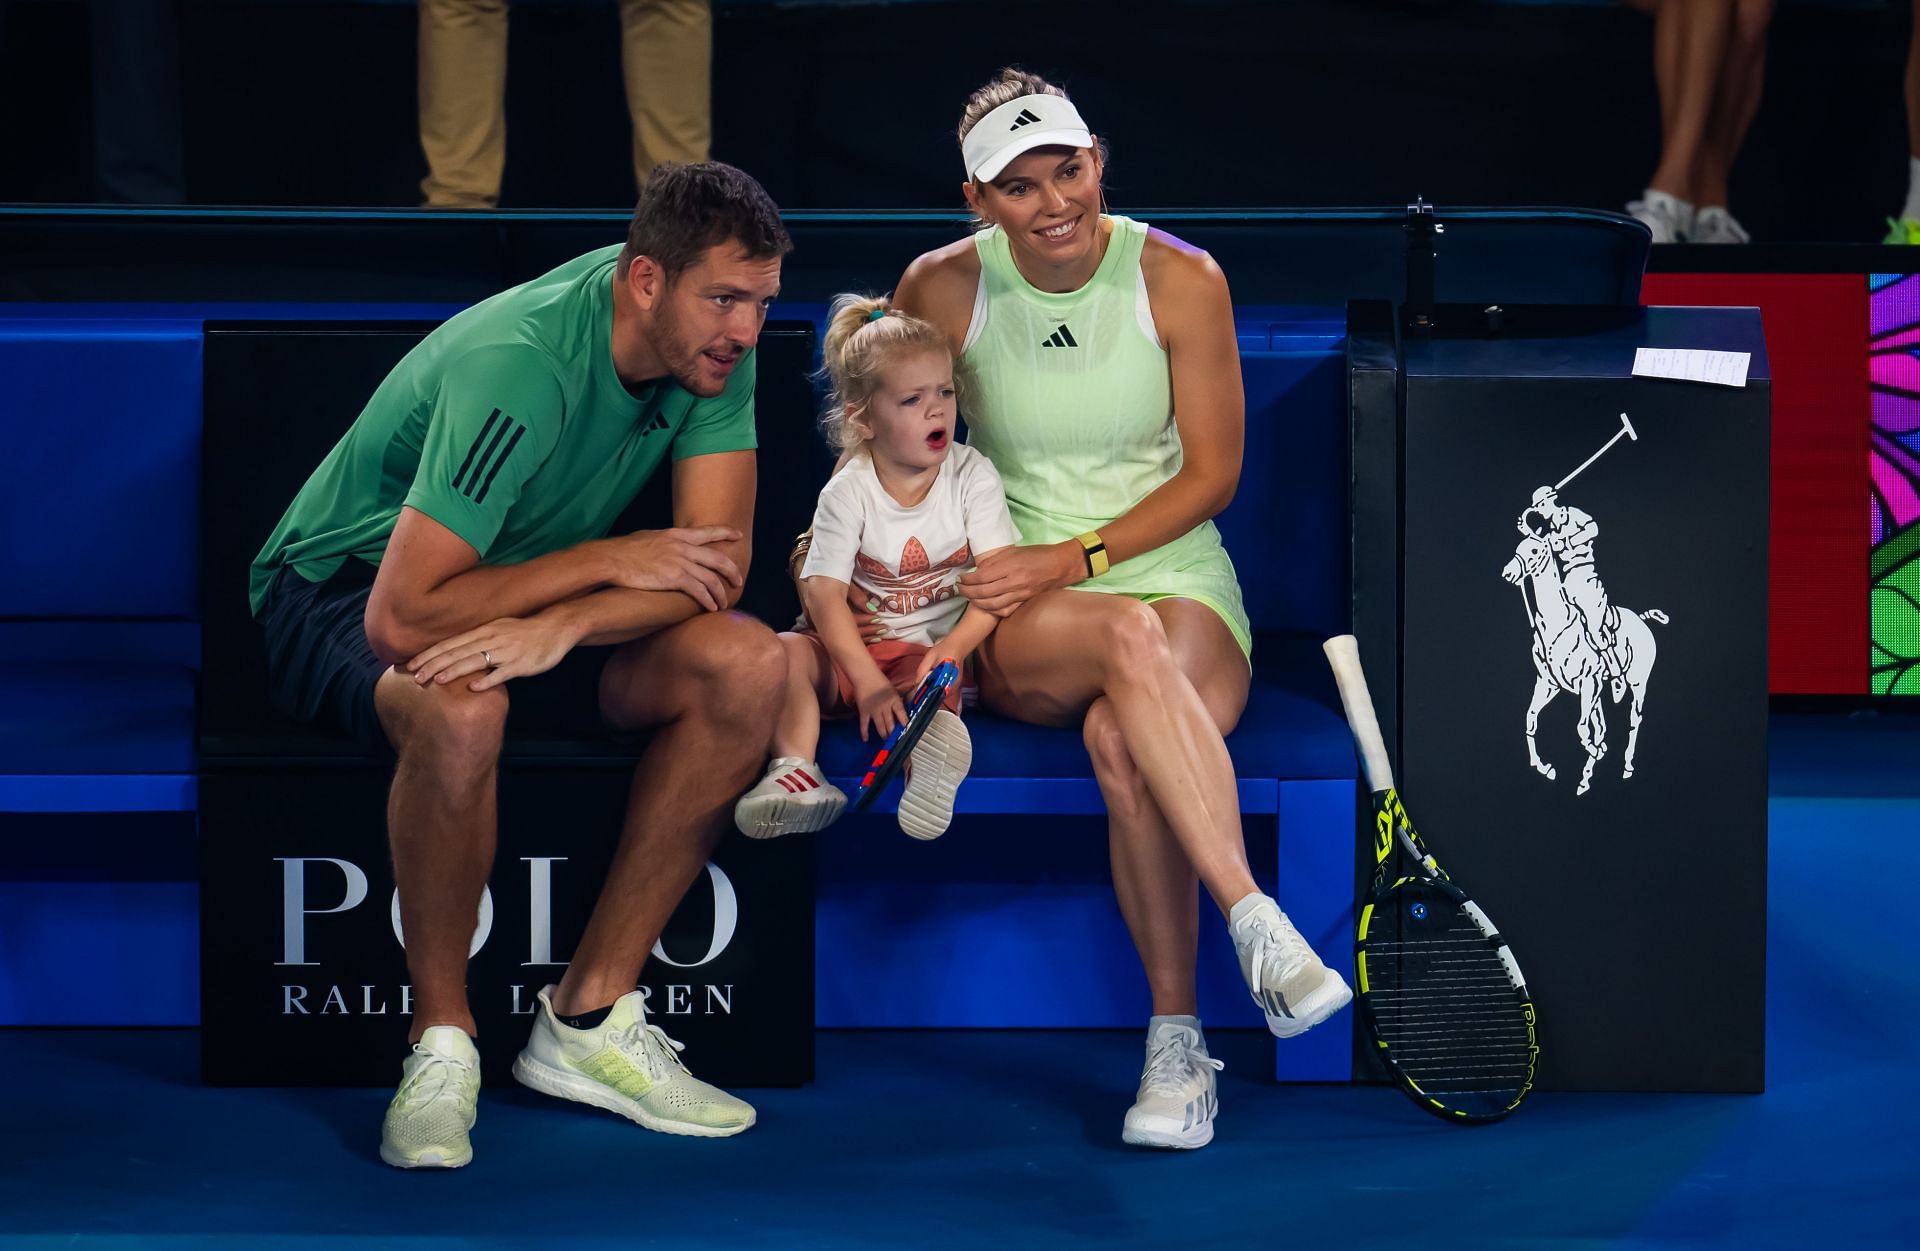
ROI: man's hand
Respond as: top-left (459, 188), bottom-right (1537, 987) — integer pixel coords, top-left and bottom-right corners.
top-left (959, 543), bottom-right (1083, 618)
top-left (602, 526), bottom-right (744, 611)
top-left (853, 676), bottom-right (907, 742)
top-left (407, 611), bottom-right (582, 692)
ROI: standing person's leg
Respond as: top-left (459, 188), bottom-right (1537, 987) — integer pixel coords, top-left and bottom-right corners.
top-left (1623, 0), bottom-right (1680, 151)
top-left (418, 0), bottom-right (508, 208)
top-left (1693, 0), bottom-right (1772, 241)
top-left (618, 0), bottom-right (711, 192)
top-left (1648, 0), bottom-right (1734, 204)
top-left (1892, 0), bottom-right (1920, 239)
top-left (1627, 0), bottom-right (1735, 241)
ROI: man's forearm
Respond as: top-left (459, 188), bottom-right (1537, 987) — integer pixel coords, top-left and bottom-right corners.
top-left (369, 540), bottom-right (611, 663)
top-left (542, 586), bottom-right (706, 648)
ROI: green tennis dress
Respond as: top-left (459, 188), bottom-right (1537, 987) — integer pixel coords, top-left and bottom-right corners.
top-left (956, 214), bottom-right (1252, 659)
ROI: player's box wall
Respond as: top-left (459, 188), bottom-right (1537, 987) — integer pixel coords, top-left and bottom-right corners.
top-left (200, 764), bottom-right (814, 1086)
top-left (1351, 302), bottom-right (1770, 1092)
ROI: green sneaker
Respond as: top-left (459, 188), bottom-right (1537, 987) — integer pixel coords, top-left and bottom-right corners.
top-left (1884, 217), bottom-right (1920, 245)
top-left (513, 985), bottom-right (756, 1137)
top-left (379, 1026), bottom-right (480, 1169)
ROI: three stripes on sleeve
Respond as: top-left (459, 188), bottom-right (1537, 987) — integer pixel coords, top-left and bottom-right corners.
top-left (451, 408), bottom-right (526, 505)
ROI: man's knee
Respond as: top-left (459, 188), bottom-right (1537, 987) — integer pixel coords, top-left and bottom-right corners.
top-left (379, 673), bottom-right (509, 767)
top-left (607, 611), bottom-right (783, 720)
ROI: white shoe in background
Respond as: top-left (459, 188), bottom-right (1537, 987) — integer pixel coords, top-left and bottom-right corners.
top-left (1691, 206), bottom-right (1751, 244)
top-left (1626, 190), bottom-right (1695, 243)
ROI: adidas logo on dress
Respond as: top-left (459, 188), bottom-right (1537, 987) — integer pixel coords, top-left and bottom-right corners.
top-left (1041, 324), bottom-right (1079, 349)
top-left (1009, 109), bottom-right (1043, 130)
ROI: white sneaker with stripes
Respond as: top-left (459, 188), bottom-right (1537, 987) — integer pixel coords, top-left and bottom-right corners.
top-left (1122, 1020), bottom-right (1224, 1150)
top-left (733, 757), bottom-right (846, 839)
top-left (1230, 893), bottom-right (1353, 1039)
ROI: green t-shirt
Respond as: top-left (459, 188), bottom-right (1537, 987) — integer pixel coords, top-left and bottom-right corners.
top-left (248, 245), bottom-right (757, 615)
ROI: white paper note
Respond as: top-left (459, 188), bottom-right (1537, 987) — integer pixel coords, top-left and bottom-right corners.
top-left (1631, 347), bottom-right (1750, 388)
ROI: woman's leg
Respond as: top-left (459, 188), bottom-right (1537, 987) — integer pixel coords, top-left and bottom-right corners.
top-left (1695, 0), bottom-right (1771, 209)
top-left (975, 590), bottom-right (1259, 914)
top-left (1648, 0), bottom-right (1735, 204)
top-left (1082, 599), bottom-right (1251, 1017)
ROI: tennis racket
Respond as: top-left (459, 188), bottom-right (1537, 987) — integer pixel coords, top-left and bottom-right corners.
top-left (1322, 634), bottom-right (1538, 1123)
top-left (848, 658), bottom-right (960, 813)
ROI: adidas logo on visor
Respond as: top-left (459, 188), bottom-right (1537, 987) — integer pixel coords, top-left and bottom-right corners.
top-left (1009, 109), bottom-right (1043, 130)
top-left (1041, 324), bottom-right (1078, 349)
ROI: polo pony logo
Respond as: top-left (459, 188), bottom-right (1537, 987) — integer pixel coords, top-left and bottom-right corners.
top-left (1499, 413), bottom-right (1669, 796)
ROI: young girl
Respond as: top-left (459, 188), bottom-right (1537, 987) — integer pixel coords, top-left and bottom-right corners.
top-left (734, 295), bottom-right (1019, 841)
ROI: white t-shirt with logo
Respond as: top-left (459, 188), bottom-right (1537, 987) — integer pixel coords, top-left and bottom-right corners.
top-left (799, 443), bottom-right (1021, 646)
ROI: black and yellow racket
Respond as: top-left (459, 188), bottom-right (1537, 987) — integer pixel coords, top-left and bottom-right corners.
top-left (1323, 634), bottom-right (1538, 1123)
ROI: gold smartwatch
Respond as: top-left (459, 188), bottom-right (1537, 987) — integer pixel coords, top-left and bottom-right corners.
top-left (1075, 530), bottom-right (1110, 578)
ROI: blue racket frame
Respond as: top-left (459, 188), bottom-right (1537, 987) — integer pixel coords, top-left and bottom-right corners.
top-left (847, 658), bottom-right (960, 813)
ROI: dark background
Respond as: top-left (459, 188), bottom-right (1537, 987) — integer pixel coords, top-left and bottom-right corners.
top-left (0, 0), bottom-right (1911, 242)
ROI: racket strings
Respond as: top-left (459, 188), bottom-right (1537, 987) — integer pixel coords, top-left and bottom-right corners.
top-left (1365, 895), bottom-right (1534, 1106)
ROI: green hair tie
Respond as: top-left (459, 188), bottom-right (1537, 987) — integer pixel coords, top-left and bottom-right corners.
top-left (867, 307), bottom-right (888, 322)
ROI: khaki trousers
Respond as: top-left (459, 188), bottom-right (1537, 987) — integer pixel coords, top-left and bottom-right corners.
top-left (418, 0), bottom-right (712, 208)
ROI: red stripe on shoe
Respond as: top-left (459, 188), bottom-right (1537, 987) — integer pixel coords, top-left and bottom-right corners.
top-left (776, 775), bottom-right (798, 793)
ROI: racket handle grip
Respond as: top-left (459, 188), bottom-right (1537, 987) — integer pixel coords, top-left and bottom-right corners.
top-left (1322, 634), bottom-right (1396, 793)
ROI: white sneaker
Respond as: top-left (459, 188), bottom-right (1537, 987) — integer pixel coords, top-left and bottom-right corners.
top-left (1625, 190), bottom-right (1694, 243)
top-left (379, 1025), bottom-right (481, 1169)
top-left (1229, 894), bottom-right (1353, 1039)
top-left (733, 757), bottom-right (846, 839)
top-left (1121, 1020), bottom-right (1224, 1150)
top-left (512, 985), bottom-right (756, 1137)
top-left (897, 710), bottom-right (971, 840)
top-left (1691, 206), bottom-right (1751, 244)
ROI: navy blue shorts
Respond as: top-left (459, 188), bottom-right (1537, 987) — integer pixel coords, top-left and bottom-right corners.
top-left (256, 558), bottom-right (616, 759)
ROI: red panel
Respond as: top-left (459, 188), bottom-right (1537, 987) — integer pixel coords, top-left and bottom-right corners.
top-left (1640, 273), bottom-right (1869, 696)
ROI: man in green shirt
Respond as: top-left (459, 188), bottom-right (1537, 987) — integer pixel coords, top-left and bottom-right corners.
top-left (252, 163), bottom-right (789, 1168)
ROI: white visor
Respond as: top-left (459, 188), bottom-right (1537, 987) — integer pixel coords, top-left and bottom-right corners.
top-left (962, 93), bottom-right (1094, 182)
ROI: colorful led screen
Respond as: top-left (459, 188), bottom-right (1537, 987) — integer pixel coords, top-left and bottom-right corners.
top-left (1872, 274), bottom-right (1920, 695)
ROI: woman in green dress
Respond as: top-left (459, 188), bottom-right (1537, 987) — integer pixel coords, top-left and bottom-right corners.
top-left (891, 69), bottom-right (1351, 1150)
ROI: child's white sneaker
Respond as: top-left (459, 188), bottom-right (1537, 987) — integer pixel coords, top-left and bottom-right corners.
top-left (733, 757), bottom-right (846, 839)
top-left (898, 710), bottom-right (970, 840)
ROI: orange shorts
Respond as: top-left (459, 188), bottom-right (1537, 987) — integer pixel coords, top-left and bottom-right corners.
top-left (794, 631), bottom-right (970, 716)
